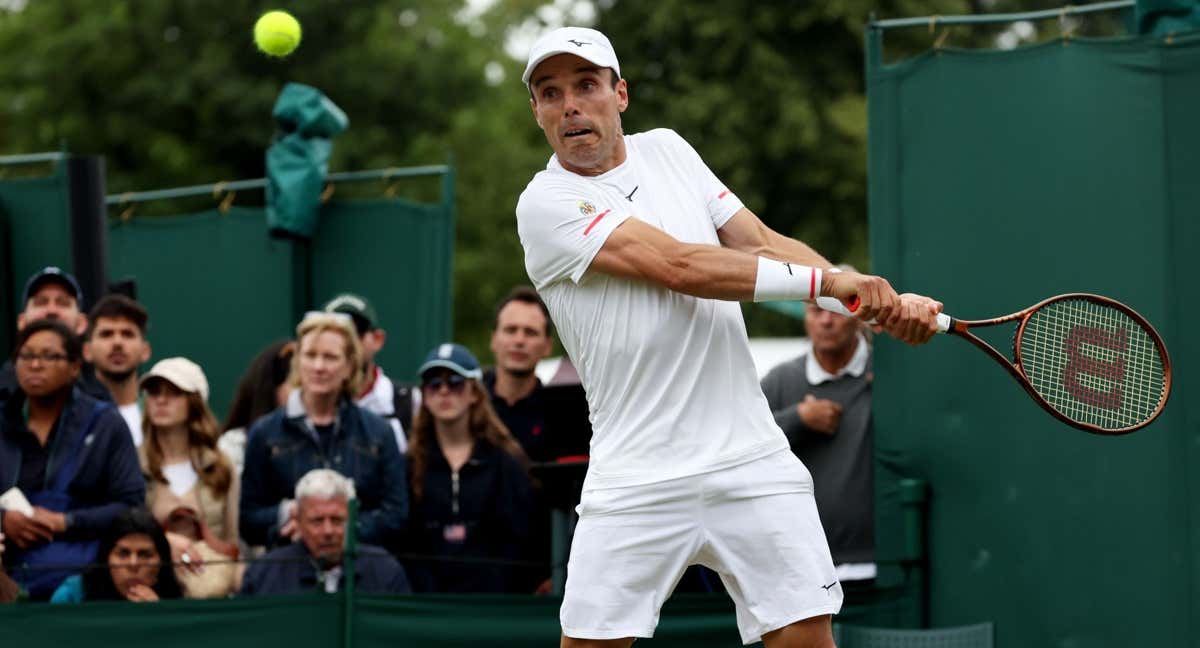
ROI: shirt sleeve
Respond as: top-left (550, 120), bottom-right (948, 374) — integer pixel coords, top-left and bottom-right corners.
top-left (516, 176), bottom-right (631, 288)
top-left (658, 129), bottom-right (745, 229)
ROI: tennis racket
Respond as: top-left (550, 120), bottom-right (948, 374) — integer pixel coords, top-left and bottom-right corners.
top-left (817, 293), bottom-right (1172, 435)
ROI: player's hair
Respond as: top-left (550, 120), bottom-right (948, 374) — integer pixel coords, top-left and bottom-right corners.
top-left (13, 318), bottom-right (83, 363)
top-left (142, 390), bottom-right (233, 497)
top-left (86, 294), bottom-right (149, 337)
top-left (408, 379), bottom-right (530, 502)
top-left (493, 285), bottom-right (553, 337)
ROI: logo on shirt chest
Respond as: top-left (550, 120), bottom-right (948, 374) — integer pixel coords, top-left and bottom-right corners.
top-left (578, 201), bottom-right (597, 217)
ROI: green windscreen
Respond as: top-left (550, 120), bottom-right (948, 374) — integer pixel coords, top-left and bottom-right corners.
top-left (867, 31), bottom-right (1197, 647)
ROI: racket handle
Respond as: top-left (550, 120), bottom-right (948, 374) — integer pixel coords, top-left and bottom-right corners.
top-left (814, 296), bottom-right (952, 333)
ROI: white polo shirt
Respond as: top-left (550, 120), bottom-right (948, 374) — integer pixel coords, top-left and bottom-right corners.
top-left (516, 129), bottom-right (791, 491)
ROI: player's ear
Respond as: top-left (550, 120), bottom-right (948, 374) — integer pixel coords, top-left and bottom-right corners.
top-left (616, 78), bottom-right (629, 113)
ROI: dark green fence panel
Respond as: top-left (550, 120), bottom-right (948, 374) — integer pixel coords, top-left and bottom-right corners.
top-left (311, 198), bottom-right (454, 385)
top-left (108, 208), bottom-right (298, 416)
top-left (867, 31), bottom-right (1198, 648)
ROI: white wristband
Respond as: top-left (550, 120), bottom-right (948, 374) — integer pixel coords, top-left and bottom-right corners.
top-left (753, 257), bottom-right (822, 302)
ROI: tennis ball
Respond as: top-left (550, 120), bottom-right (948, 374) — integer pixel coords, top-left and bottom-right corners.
top-left (254, 10), bottom-right (301, 57)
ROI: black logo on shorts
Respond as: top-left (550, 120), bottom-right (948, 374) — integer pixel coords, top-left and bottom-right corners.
top-left (624, 185), bottom-right (639, 202)
top-left (821, 581), bottom-right (838, 594)
top-left (567, 39), bottom-right (591, 48)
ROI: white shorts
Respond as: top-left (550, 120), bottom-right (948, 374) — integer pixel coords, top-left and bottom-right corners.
top-left (560, 450), bottom-right (843, 645)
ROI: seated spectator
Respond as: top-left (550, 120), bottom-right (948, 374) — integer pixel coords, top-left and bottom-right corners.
top-left (404, 343), bottom-right (532, 593)
top-left (240, 312), bottom-right (406, 549)
top-left (83, 294), bottom-right (152, 446)
top-left (0, 319), bottom-right (144, 600)
top-left (240, 469), bottom-right (410, 596)
top-left (484, 286), bottom-right (555, 462)
top-left (139, 357), bottom-right (240, 598)
top-left (0, 267), bottom-right (111, 407)
top-left (324, 293), bottom-right (413, 453)
top-left (50, 507), bottom-right (182, 603)
top-left (220, 339), bottom-right (296, 474)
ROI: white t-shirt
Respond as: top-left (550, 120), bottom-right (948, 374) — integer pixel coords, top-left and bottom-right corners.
top-left (162, 460), bottom-right (199, 498)
top-left (118, 402), bottom-right (143, 447)
top-left (516, 128), bottom-right (791, 490)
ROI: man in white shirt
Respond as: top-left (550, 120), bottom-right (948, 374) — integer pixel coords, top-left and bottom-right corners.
top-left (324, 293), bottom-right (409, 453)
top-left (84, 294), bottom-right (152, 446)
top-left (516, 27), bottom-right (941, 648)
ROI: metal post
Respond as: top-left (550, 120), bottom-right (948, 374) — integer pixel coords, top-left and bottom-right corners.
top-left (66, 156), bottom-right (109, 309)
top-left (551, 508), bottom-right (568, 595)
top-left (342, 498), bottom-right (359, 648)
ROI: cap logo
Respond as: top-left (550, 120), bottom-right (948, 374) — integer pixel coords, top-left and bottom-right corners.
top-left (438, 343), bottom-right (454, 359)
top-left (578, 201), bottom-right (597, 217)
top-left (567, 39), bottom-right (591, 48)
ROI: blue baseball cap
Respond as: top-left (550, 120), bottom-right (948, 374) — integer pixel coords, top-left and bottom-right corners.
top-left (22, 266), bottom-right (83, 305)
top-left (418, 343), bottom-right (482, 380)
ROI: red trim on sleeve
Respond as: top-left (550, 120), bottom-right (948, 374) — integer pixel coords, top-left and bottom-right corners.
top-left (717, 190), bottom-right (730, 199)
top-left (583, 209), bottom-right (612, 236)
top-left (809, 268), bottom-right (816, 299)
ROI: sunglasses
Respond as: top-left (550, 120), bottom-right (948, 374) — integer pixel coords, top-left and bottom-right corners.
top-left (422, 374), bottom-right (468, 393)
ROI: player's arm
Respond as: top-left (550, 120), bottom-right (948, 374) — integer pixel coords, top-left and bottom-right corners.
top-left (717, 207), bottom-right (832, 271)
top-left (590, 217), bottom-right (900, 323)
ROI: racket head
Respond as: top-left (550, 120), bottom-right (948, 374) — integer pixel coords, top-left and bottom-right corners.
top-left (1013, 293), bottom-right (1171, 434)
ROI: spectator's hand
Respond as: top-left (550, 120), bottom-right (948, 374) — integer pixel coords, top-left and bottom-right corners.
top-left (1, 530), bottom-right (6, 566)
top-left (30, 506), bottom-right (66, 535)
top-left (166, 532), bottom-right (205, 575)
top-left (874, 293), bottom-right (943, 346)
top-left (797, 395), bottom-right (842, 435)
top-left (2, 510), bottom-right (53, 548)
top-left (279, 501), bottom-right (301, 541)
top-left (126, 583), bottom-right (159, 602)
top-left (534, 578), bottom-right (553, 596)
top-left (821, 270), bottom-right (900, 325)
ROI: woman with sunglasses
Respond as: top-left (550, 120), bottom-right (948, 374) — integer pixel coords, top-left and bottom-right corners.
top-left (404, 343), bottom-right (532, 593)
top-left (51, 507), bottom-right (182, 603)
top-left (0, 319), bottom-right (144, 600)
top-left (240, 312), bottom-right (407, 550)
top-left (139, 357), bottom-right (240, 598)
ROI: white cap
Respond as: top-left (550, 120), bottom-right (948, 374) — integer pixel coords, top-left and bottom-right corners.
top-left (140, 357), bottom-right (210, 402)
top-left (522, 27), bottom-right (621, 86)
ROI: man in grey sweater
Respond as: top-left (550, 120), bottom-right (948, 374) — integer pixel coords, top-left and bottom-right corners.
top-left (760, 295), bottom-right (876, 591)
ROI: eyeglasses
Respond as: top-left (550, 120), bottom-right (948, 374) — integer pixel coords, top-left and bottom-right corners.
top-left (422, 374), bottom-right (468, 394)
top-left (16, 351), bottom-right (70, 365)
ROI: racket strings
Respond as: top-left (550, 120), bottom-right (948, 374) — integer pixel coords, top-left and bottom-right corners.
top-left (1018, 298), bottom-right (1166, 431)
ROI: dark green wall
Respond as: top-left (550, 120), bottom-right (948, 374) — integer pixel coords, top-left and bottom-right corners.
top-left (867, 32), bottom-right (1198, 647)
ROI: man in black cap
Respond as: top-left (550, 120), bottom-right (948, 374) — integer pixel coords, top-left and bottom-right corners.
top-left (0, 267), bottom-right (112, 406)
top-left (323, 293), bottom-right (411, 453)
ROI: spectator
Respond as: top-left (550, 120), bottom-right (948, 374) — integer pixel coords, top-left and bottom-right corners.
top-left (0, 532), bottom-right (17, 602)
top-left (241, 468), bottom-right (410, 596)
top-left (220, 339), bottom-right (296, 474)
top-left (0, 267), bottom-right (111, 407)
top-left (240, 312), bottom-right (407, 549)
top-left (405, 343), bottom-right (532, 593)
top-left (760, 275), bottom-right (877, 590)
top-left (84, 294), bottom-right (152, 446)
top-left (324, 292), bottom-right (413, 453)
top-left (50, 507), bottom-right (183, 603)
top-left (484, 286), bottom-right (555, 462)
top-left (139, 357), bottom-right (240, 598)
top-left (0, 319), bottom-right (144, 600)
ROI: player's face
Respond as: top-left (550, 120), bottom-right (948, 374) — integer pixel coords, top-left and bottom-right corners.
top-left (298, 496), bottom-right (347, 563)
top-left (86, 316), bottom-right (150, 381)
top-left (529, 54), bottom-right (628, 176)
top-left (18, 284), bottom-right (86, 334)
top-left (298, 330), bottom-right (353, 399)
top-left (805, 305), bottom-right (861, 356)
top-left (491, 301), bottom-right (552, 378)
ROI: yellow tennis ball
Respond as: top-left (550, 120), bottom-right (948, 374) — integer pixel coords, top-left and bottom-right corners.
top-left (254, 10), bottom-right (301, 57)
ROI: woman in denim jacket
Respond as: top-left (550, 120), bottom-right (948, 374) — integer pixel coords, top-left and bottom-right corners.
top-left (239, 312), bottom-right (407, 549)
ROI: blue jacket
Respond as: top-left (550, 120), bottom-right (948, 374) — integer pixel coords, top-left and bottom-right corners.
top-left (0, 389), bottom-right (145, 541)
top-left (239, 392), bottom-right (408, 547)
top-left (240, 542), bottom-right (411, 596)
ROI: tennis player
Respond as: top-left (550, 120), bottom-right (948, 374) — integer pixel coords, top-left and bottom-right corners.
top-left (516, 27), bottom-right (941, 648)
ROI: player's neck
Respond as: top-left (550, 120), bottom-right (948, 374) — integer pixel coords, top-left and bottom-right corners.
top-left (814, 337), bottom-right (859, 376)
top-left (494, 369), bottom-right (538, 405)
top-left (559, 136), bottom-right (627, 177)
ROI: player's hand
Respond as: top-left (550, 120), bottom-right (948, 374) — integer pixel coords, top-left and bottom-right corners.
top-left (875, 293), bottom-right (942, 346)
top-left (2, 510), bottom-right (54, 548)
top-left (820, 270), bottom-right (899, 325)
top-left (797, 395), bottom-right (842, 435)
top-left (126, 583), bottom-right (160, 602)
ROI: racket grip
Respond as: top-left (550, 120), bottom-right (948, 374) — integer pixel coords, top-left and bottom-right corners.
top-left (814, 296), bottom-right (952, 334)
